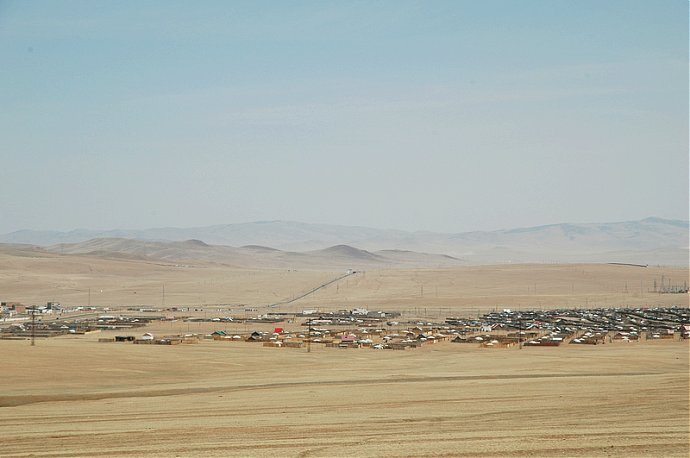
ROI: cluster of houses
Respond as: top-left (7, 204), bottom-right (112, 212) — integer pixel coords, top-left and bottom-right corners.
top-left (238, 306), bottom-right (688, 350)
top-left (448, 306), bottom-right (690, 346)
top-left (298, 309), bottom-right (400, 328)
top-left (0, 313), bottom-right (159, 340)
top-left (205, 305), bottom-right (690, 351)
top-left (0, 320), bottom-right (99, 339)
top-left (99, 332), bottom-right (202, 345)
top-left (1, 301), bottom-right (64, 317)
top-left (3, 301), bottom-right (688, 348)
top-left (209, 325), bottom-right (452, 350)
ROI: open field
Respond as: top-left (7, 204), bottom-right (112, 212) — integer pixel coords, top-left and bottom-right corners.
top-left (1, 251), bottom-right (688, 457)
top-left (0, 335), bottom-right (688, 457)
top-left (0, 251), bottom-right (687, 316)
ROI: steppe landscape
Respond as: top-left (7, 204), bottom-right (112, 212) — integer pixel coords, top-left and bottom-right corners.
top-left (3, 1), bottom-right (687, 457)
top-left (1, 242), bottom-right (688, 457)
top-left (1, 335), bottom-right (688, 457)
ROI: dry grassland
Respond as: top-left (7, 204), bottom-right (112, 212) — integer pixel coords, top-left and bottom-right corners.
top-left (1, 251), bottom-right (688, 457)
top-left (0, 336), bottom-right (687, 457)
top-left (291, 264), bottom-right (689, 314)
top-left (0, 252), bottom-right (687, 315)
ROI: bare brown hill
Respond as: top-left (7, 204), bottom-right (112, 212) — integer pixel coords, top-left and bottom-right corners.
top-left (3, 217), bottom-right (687, 265)
top-left (0, 242), bottom-right (686, 311)
top-left (37, 238), bottom-right (465, 270)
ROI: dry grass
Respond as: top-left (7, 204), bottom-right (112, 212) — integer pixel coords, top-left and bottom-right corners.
top-left (0, 251), bottom-right (686, 315)
top-left (0, 337), bottom-right (687, 457)
top-left (1, 251), bottom-right (688, 456)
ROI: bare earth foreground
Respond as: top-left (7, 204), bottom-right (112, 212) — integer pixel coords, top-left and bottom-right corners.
top-left (0, 252), bottom-right (688, 457)
top-left (1, 336), bottom-right (688, 457)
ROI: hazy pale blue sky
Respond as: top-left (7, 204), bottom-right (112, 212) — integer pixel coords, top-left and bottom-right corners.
top-left (1, 0), bottom-right (687, 234)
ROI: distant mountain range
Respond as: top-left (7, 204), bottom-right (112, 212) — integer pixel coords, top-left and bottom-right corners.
top-left (0, 239), bottom-right (463, 270)
top-left (1, 217), bottom-right (687, 266)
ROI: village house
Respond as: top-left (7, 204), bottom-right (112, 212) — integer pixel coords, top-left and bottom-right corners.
top-left (680, 324), bottom-right (690, 339)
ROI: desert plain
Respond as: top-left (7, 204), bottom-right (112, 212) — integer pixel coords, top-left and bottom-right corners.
top-left (0, 249), bottom-right (688, 457)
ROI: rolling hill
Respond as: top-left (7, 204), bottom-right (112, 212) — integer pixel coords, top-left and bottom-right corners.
top-left (1, 217), bottom-right (687, 265)
top-left (27, 238), bottom-right (465, 270)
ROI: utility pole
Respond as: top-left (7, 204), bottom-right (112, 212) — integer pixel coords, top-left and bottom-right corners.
top-left (30, 308), bottom-right (36, 346)
top-left (307, 318), bottom-right (312, 353)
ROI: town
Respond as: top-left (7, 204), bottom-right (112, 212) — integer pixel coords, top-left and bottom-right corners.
top-left (3, 300), bottom-right (688, 349)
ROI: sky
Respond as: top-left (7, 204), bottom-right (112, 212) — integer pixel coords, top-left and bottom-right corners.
top-left (0, 0), bottom-right (687, 234)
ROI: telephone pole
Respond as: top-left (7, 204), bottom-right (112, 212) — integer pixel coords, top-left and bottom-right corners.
top-left (307, 318), bottom-right (312, 353)
top-left (30, 308), bottom-right (36, 346)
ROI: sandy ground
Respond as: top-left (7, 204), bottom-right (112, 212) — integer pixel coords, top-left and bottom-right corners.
top-left (0, 335), bottom-right (688, 457)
